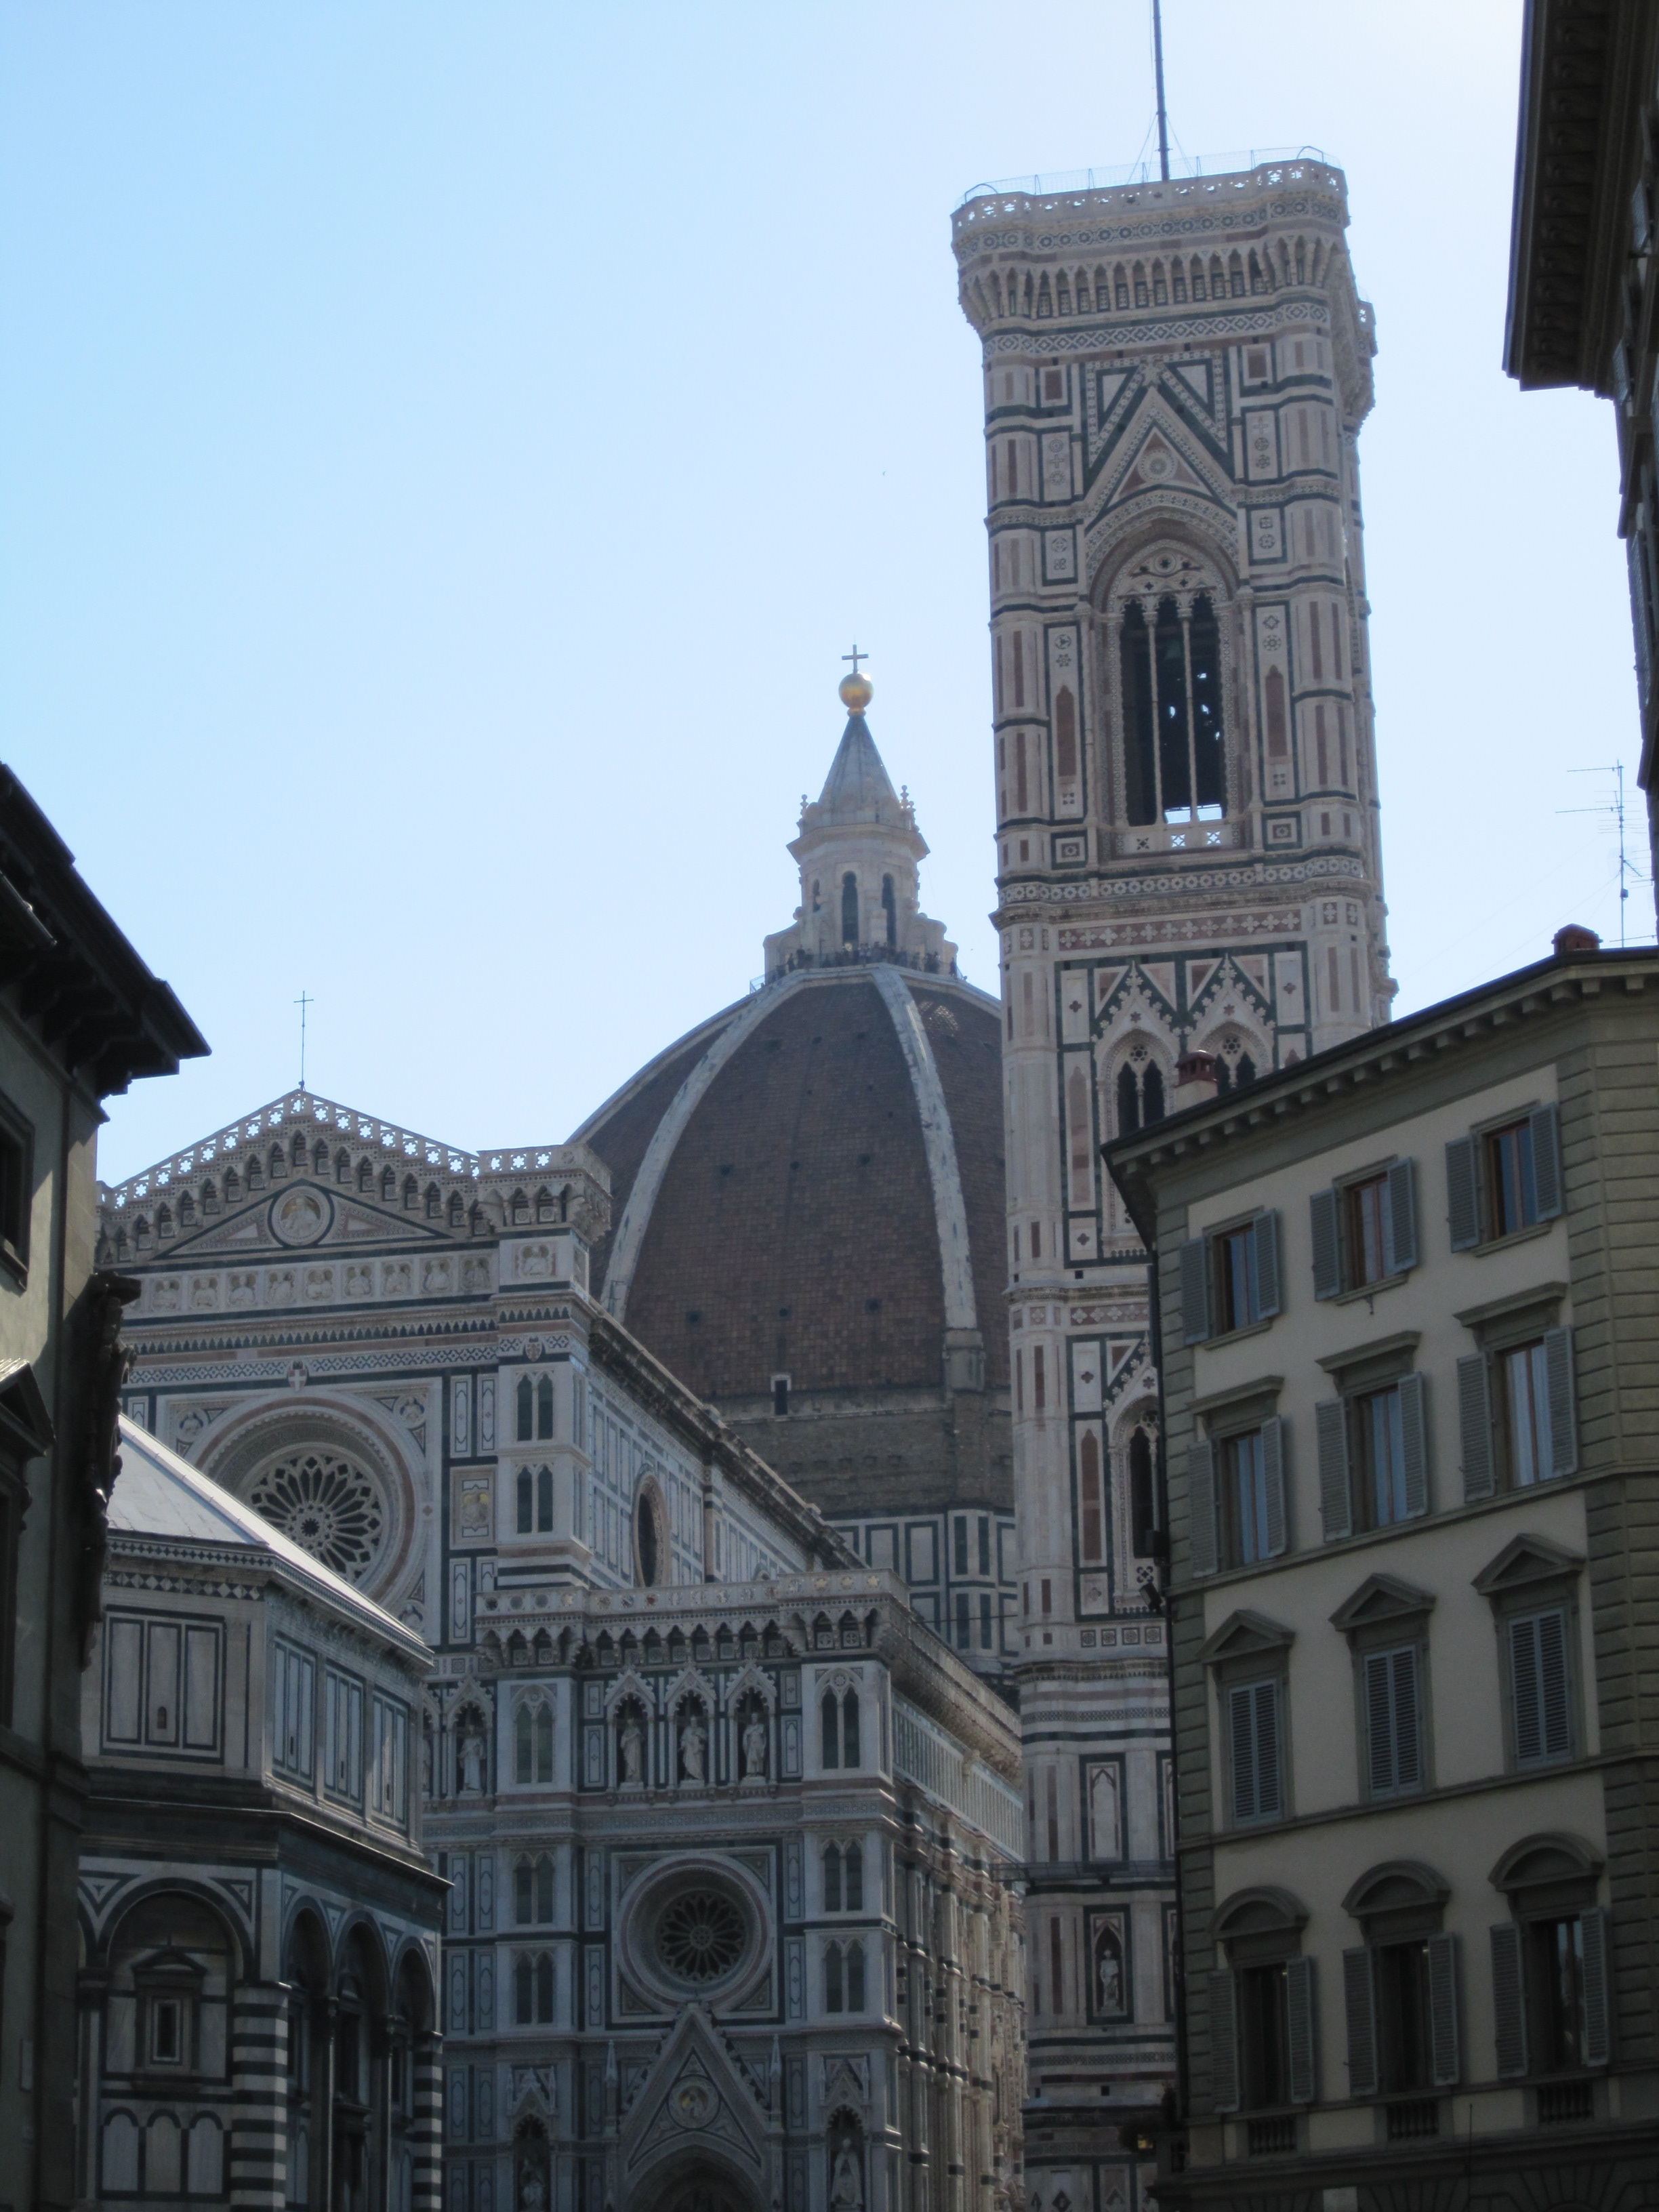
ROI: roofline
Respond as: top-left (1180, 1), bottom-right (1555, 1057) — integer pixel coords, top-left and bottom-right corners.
top-left (0, 764), bottom-right (209, 1097)
top-left (566, 997), bottom-right (746, 1147)
top-left (1105, 944), bottom-right (1658, 1241)
top-left (589, 1304), bottom-right (859, 1575)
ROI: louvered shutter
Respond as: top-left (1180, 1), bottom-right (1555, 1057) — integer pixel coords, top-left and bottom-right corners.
top-left (1510, 1613), bottom-right (1544, 1763)
top-left (1382, 1157), bottom-right (1418, 1273)
top-left (1511, 1608), bottom-right (1572, 1764)
top-left (1261, 1417), bottom-right (1288, 1557)
top-left (1311, 1186), bottom-right (1342, 1300)
top-left (1316, 1398), bottom-right (1351, 1540)
top-left (1428, 1931), bottom-right (1460, 2086)
top-left (1393, 1647), bottom-right (1422, 1790)
top-left (1342, 1946), bottom-right (1377, 2097)
top-left (1364, 1651), bottom-right (1395, 1796)
top-left (1229, 1684), bottom-right (1259, 1822)
top-left (1457, 1354), bottom-right (1494, 1500)
top-left (1544, 1326), bottom-right (1578, 1476)
top-left (1181, 1237), bottom-right (1212, 1344)
top-left (1490, 1923), bottom-right (1529, 2078)
top-left (1399, 1372), bottom-right (1430, 1517)
top-left (1208, 1969), bottom-right (1240, 2112)
top-left (1286, 1956), bottom-right (1317, 2104)
top-left (1529, 1101), bottom-right (1563, 1220)
top-left (1446, 1134), bottom-right (1481, 1250)
top-left (1187, 1439), bottom-right (1218, 1578)
top-left (1580, 1907), bottom-right (1611, 2068)
top-left (1252, 1679), bottom-right (1283, 1819)
top-left (1252, 1210), bottom-right (1282, 1319)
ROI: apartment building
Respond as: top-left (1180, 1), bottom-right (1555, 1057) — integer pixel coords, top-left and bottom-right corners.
top-left (1106, 931), bottom-right (1659, 2209)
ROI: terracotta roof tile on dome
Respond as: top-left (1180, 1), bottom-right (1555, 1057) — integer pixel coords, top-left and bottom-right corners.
top-left (575, 966), bottom-right (1006, 1404)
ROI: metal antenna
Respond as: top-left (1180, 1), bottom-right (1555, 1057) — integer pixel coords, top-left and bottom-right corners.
top-left (1152, 0), bottom-right (1172, 182)
top-left (1562, 762), bottom-right (1647, 947)
top-left (295, 991), bottom-right (313, 1091)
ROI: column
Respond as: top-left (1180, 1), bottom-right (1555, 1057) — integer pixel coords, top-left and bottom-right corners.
top-left (229, 1982), bottom-right (288, 2211)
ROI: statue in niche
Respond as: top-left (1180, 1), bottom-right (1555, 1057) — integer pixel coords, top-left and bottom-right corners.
top-left (741, 1708), bottom-right (768, 1778)
top-left (678, 1708), bottom-right (707, 1782)
top-left (1096, 1922), bottom-right (1125, 2015)
top-left (518, 2169), bottom-right (546, 2212)
top-left (461, 1732), bottom-right (486, 1796)
top-left (619, 1714), bottom-right (644, 1785)
top-left (830, 2145), bottom-right (863, 2211)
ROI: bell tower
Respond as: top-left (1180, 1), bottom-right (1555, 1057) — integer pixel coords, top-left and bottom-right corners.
top-left (951, 156), bottom-right (1393, 2154)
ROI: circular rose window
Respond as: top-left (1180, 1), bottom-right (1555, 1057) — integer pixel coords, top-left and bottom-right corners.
top-left (247, 1449), bottom-right (386, 1581)
top-left (653, 1889), bottom-right (748, 1986)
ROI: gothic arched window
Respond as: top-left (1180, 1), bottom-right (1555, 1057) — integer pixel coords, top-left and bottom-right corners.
top-left (536, 1376), bottom-right (554, 1441)
top-left (842, 1689), bottom-right (861, 1768)
top-left (882, 875), bottom-right (897, 947)
top-left (1055, 686), bottom-right (1078, 782)
top-left (825, 1942), bottom-right (844, 2012)
top-left (844, 1841), bottom-right (863, 1910)
top-left (821, 1690), bottom-right (840, 1769)
top-left (516, 1468), bottom-right (533, 1535)
top-left (846, 1940), bottom-right (867, 2011)
top-left (637, 1492), bottom-right (661, 1587)
top-left (841, 873), bottom-right (859, 944)
top-left (824, 1843), bottom-right (842, 1911)
top-left (1115, 1059), bottom-right (1167, 1137)
top-left (516, 1377), bottom-right (533, 1443)
top-left (536, 1466), bottom-right (553, 1533)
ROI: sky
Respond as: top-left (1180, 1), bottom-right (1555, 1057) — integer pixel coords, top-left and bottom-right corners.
top-left (0, 0), bottom-right (1640, 1184)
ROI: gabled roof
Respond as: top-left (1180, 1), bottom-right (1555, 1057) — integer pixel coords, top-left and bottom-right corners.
top-left (817, 713), bottom-right (901, 823)
top-left (109, 1416), bottom-right (429, 1664)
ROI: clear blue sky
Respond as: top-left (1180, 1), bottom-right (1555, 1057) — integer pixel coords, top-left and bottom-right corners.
top-left (0, 1), bottom-right (1636, 1183)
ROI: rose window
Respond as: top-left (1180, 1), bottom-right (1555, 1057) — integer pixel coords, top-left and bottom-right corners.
top-left (247, 1450), bottom-right (385, 1581)
top-left (654, 1891), bottom-right (747, 1984)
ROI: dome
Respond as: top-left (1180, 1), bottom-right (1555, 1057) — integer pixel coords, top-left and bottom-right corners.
top-left (576, 962), bottom-right (1008, 1407)
top-left (571, 683), bottom-right (1012, 1559)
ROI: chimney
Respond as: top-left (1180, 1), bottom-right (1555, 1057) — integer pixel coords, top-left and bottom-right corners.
top-left (1553, 923), bottom-right (1602, 956)
top-left (1173, 1050), bottom-right (1219, 1109)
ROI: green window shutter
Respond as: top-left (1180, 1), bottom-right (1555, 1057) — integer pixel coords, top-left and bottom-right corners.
top-left (1311, 1186), bottom-right (1342, 1300)
top-left (1428, 1931), bottom-right (1460, 2087)
top-left (1342, 1946), bottom-right (1377, 2098)
top-left (1252, 1209), bottom-right (1282, 1319)
top-left (1457, 1353), bottom-right (1494, 1500)
top-left (1511, 1607), bottom-right (1572, 1765)
top-left (1510, 1612), bottom-right (1543, 1763)
top-left (1187, 1439), bottom-right (1218, 1578)
top-left (1382, 1157), bottom-right (1418, 1273)
top-left (1581, 1907), bottom-right (1611, 2068)
top-left (1252, 1679), bottom-right (1283, 1819)
top-left (1544, 1326), bottom-right (1578, 1476)
top-left (1261, 1417), bottom-right (1288, 1557)
top-left (1315, 1398), bottom-right (1351, 1540)
top-left (1398, 1371), bottom-right (1430, 1517)
top-left (1446, 1134), bottom-right (1480, 1250)
top-left (1529, 1101), bottom-right (1563, 1220)
top-left (1180, 1237), bottom-right (1212, 1344)
top-left (1208, 1969), bottom-right (1240, 2112)
top-left (1490, 1923), bottom-right (1529, 2078)
top-left (1286, 1956), bottom-right (1318, 2104)
top-left (1228, 1684), bottom-right (1259, 1822)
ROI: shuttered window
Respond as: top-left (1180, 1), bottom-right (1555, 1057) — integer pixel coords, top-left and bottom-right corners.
top-left (1509, 1607), bottom-right (1572, 1765)
top-left (1347, 1934), bottom-right (1460, 2095)
top-left (1181, 1212), bottom-right (1281, 1343)
top-left (1227, 1678), bottom-right (1284, 1824)
top-left (1448, 1105), bottom-right (1561, 1251)
top-left (1363, 1643), bottom-right (1424, 1797)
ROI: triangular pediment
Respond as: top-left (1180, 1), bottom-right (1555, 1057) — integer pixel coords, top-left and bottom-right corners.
top-left (621, 2005), bottom-right (767, 2182)
top-left (1199, 1608), bottom-right (1294, 1666)
top-left (1108, 424), bottom-right (1214, 506)
top-left (1330, 1573), bottom-right (1435, 1635)
top-left (1472, 1533), bottom-right (1584, 1599)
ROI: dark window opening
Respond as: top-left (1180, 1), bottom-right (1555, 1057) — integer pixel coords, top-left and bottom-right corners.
top-left (1189, 594), bottom-right (1226, 811)
top-left (536, 1375), bottom-right (554, 1441)
top-left (1347, 1174), bottom-right (1389, 1286)
top-left (1216, 1225), bottom-right (1258, 1334)
top-left (516, 1377), bottom-right (533, 1443)
top-left (516, 1469), bottom-right (533, 1535)
top-left (1055, 687), bottom-right (1078, 782)
top-left (637, 1496), bottom-right (660, 1587)
top-left (1533, 1916), bottom-right (1588, 2072)
top-left (536, 1465), bottom-right (553, 1533)
top-left (1155, 596), bottom-right (1191, 817)
top-left (1240, 1963), bottom-right (1290, 2108)
top-left (841, 873), bottom-right (859, 945)
top-left (1116, 1061), bottom-right (1166, 1136)
top-left (1376, 1940), bottom-right (1433, 2092)
top-left (882, 874), bottom-right (897, 947)
top-left (1121, 600), bottom-right (1157, 825)
top-left (1223, 1429), bottom-right (1271, 1565)
top-left (1130, 1429), bottom-right (1156, 1555)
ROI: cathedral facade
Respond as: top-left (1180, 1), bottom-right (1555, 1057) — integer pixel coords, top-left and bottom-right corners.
top-left (96, 1095), bottom-right (1026, 2212)
top-left (951, 155), bottom-right (1392, 2190)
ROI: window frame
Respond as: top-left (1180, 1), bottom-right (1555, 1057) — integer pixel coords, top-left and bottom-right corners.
top-left (1446, 1103), bottom-right (1563, 1254)
top-left (1313, 1337), bottom-right (1429, 1540)
top-left (1311, 1158), bottom-right (1418, 1303)
top-left (1181, 1210), bottom-right (1282, 1345)
top-left (1454, 1288), bottom-right (1576, 1498)
top-left (0, 1092), bottom-right (34, 1286)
